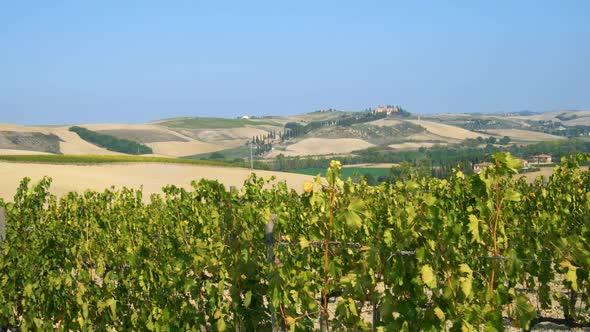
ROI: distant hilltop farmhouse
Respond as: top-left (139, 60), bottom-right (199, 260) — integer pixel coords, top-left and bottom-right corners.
top-left (314, 105), bottom-right (408, 117)
top-left (473, 154), bottom-right (552, 174)
top-left (372, 105), bottom-right (402, 115)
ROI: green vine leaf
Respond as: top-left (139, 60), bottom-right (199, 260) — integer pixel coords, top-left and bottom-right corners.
top-left (513, 293), bottom-right (537, 329)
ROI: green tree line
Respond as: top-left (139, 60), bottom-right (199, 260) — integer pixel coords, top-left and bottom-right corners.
top-left (69, 126), bottom-right (153, 155)
top-left (272, 138), bottom-right (590, 178)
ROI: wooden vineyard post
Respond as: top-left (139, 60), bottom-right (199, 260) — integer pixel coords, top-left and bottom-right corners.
top-left (0, 206), bottom-right (5, 242)
top-left (319, 312), bottom-right (327, 332)
top-left (266, 214), bottom-right (279, 331)
top-left (372, 301), bottom-right (380, 331)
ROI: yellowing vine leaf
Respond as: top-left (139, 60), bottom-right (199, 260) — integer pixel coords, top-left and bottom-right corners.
top-left (303, 181), bottom-right (314, 193)
top-left (106, 298), bottom-right (117, 319)
top-left (217, 319), bottom-right (227, 331)
top-left (565, 267), bottom-right (579, 291)
top-left (459, 263), bottom-right (473, 297)
top-left (467, 215), bottom-right (481, 244)
top-left (434, 306), bottom-right (445, 321)
top-left (285, 315), bottom-right (295, 326)
top-left (420, 264), bottom-right (437, 289)
top-left (299, 237), bottom-right (309, 249)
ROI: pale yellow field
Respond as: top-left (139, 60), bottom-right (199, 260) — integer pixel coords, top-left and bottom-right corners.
top-left (268, 138), bottom-right (374, 157)
top-left (0, 124), bottom-right (124, 155)
top-left (0, 162), bottom-right (314, 202)
top-left (389, 142), bottom-right (446, 150)
top-left (367, 119), bottom-right (401, 127)
top-left (0, 123), bottom-right (54, 133)
top-left (53, 128), bottom-right (125, 155)
top-left (182, 127), bottom-right (270, 144)
top-left (518, 166), bottom-right (588, 183)
top-left (510, 110), bottom-right (590, 122)
top-left (563, 117), bottom-right (590, 126)
top-left (145, 141), bottom-right (223, 157)
top-left (405, 132), bottom-right (452, 142)
top-left (484, 129), bottom-right (565, 141)
top-left (82, 123), bottom-right (197, 142)
top-left (82, 123), bottom-right (181, 132)
top-left (408, 120), bottom-right (487, 140)
top-left (0, 123), bottom-right (231, 157)
top-left (0, 149), bottom-right (53, 155)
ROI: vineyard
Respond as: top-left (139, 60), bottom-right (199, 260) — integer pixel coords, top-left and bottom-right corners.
top-left (0, 153), bottom-right (589, 331)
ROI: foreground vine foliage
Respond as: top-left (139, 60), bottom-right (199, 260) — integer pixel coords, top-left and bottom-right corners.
top-left (0, 153), bottom-right (589, 331)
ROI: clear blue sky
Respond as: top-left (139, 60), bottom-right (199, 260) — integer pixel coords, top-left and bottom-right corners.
top-left (1, 1), bottom-right (589, 125)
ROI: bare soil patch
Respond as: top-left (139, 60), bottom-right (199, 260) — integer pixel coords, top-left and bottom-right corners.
top-left (0, 131), bottom-right (61, 153)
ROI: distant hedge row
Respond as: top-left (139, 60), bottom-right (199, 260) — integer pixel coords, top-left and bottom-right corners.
top-left (69, 126), bottom-right (153, 155)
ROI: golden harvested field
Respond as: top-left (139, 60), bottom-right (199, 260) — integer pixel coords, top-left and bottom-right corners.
top-left (0, 162), bottom-right (314, 202)
top-left (510, 110), bottom-right (590, 122)
top-left (404, 132), bottom-right (451, 142)
top-left (564, 117), bottom-right (590, 126)
top-left (268, 138), bottom-right (374, 157)
top-left (407, 120), bottom-right (486, 140)
top-left (53, 128), bottom-right (125, 155)
top-left (145, 141), bottom-right (223, 157)
top-left (519, 167), bottom-right (555, 182)
top-left (484, 129), bottom-right (565, 141)
top-left (0, 124), bottom-right (128, 155)
top-left (0, 123), bottom-right (231, 157)
top-left (0, 123), bottom-right (53, 132)
top-left (389, 142), bottom-right (446, 150)
top-left (519, 166), bottom-right (588, 183)
top-left (0, 149), bottom-right (53, 155)
top-left (175, 127), bottom-right (272, 144)
top-left (367, 119), bottom-right (401, 127)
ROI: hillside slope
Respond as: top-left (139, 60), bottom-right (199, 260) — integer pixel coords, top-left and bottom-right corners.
top-left (268, 138), bottom-right (375, 157)
top-left (406, 120), bottom-right (487, 140)
top-left (0, 123), bottom-right (230, 157)
top-left (1, 109), bottom-right (586, 158)
top-left (483, 129), bottom-right (565, 142)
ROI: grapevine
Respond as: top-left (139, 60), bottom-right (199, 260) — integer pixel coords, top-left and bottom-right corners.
top-left (0, 153), bottom-right (589, 331)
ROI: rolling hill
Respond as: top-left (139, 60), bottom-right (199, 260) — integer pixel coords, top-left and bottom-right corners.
top-left (1, 109), bottom-right (587, 159)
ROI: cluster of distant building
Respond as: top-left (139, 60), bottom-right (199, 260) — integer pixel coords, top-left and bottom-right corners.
top-left (371, 105), bottom-right (404, 115)
top-left (473, 154), bottom-right (552, 174)
top-left (315, 105), bottom-right (404, 116)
